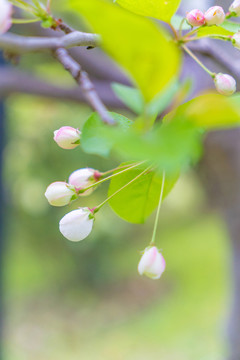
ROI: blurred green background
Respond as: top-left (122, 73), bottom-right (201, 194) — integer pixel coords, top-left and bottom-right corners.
top-left (2, 30), bottom-right (231, 360)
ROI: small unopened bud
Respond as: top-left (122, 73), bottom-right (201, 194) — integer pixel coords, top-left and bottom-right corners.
top-left (205, 6), bottom-right (225, 25)
top-left (0, 0), bottom-right (12, 34)
top-left (53, 126), bottom-right (81, 150)
top-left (45, 181), bottom-right (77, 207)
top-left (138, 246), bottom-right (166, 280)
top-left (69, 168), bottom-right (101, 196)
top-left (186, 9), bottom-right (205, 27)
top-left (214, 73), bottom-right (236, 96)
top-left (59, 208), bottom-right (94, 241)
top-left (229, 0), bottom-right (240, 16)
top-left (232, 32), bottom-right (240, 49)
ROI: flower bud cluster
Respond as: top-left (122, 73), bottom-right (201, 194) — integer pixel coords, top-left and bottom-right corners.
top-left (45, 167), bottom-right (101, 241)
top-left (186, 6), bottom-right (225, 27)
top-left (0, 0), bottom-right (12, 34)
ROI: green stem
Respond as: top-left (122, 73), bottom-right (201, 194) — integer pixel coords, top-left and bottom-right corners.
top-left (101, 162), bottom-right (141, 176)
top-left (78, 161), bottom-right (146, 194)
top-left (182, 45), bottom-right (215, 77)
top-left (183, 25), bottom-right (205, 40)
top-left (11, 18), bottom-right (40, 23)
top-left (94, 165), bottom-right (152, 212)
top-left (178, 18), bottom-right (186, 38)
top-left (150, 171), bottom-right (165, 245)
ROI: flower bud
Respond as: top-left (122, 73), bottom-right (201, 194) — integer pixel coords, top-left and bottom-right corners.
top-left (214, 73), bottom-right (236, 96)
top-left (204, 6), bottom-right (225, 25)
top-left (53, 126), bottom-right (81, 150)
top-left (59, 208), bottom-right (94, 241)
top-left (138, 246), bottom-right (166, 280)
top-left (232, 32), bottom-right (240, 49)
top-left (186, 9), bottom-right (205, 27)
top-left (45, 181), bottom-right (77, 207)
top-left (229, 0), bottom-right (240, 16)
top-left (68, 168), bottom-right (101, 196)
top-left (0, 0), bottom-right (12, 34)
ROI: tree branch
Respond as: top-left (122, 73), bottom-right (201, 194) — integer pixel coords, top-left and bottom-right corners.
top-left (0, 31), bottom-right (100, 53)
top-left (55, 48), bottom-right (115, 125)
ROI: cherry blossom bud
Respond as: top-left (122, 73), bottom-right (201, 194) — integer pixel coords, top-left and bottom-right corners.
top-left (0, 0), bottom-right (12, 34)
top-left (53, 126), bottom-right (81, 150)
top-left (229, 0), bottom-right (240, 16)
top-left (68, 168), bottom-right (101, 196)
top-left (204, 6), bottom-right (225, 25)
top-left (138, 246), bottom-right (166, 280)
top-left (45, 181), bottom-right (77, 207)
top-left (59, 208), bottom-right (94, 241)
top-left (232, 32), bottom-right (240, 49)
top-left (214, 73), bottom-right (236, 96)
top-left (186, 9), bottom-right (205, 27)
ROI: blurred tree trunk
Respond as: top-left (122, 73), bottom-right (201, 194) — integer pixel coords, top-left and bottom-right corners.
top-left (0, 53), bottom-right (5, 359)
top-left (200, 130), bottom-right (240, 360)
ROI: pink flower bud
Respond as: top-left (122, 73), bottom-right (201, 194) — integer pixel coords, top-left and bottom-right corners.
top-left (186, 9), bottom-right (205, 27)
top-left (0, 0), bottom-right (12, 34)
top-left (214, 73), bottom-right (236, 96)
top-left (53, 126), bottom-right (81, 150)
top-left (138, 246), bottom-right (166, 280)
top-left (229, 0), bottom-right (240, 16)
top-left (59, 208), bottom-right (94, 241)
top-left (232, 32), bottom-right (240, 49)
top-left (204, 6), bottom-right (225, 25)
top-left (45, 181), bottom-right (77, 207)
top-left (68, 168), bottom-right (101, 196)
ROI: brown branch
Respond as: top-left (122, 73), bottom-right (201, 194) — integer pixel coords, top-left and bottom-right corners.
top-left (0, 67), bottom-right (124, 108)
top-left (55, 48), bottom-right (115, 125)
top-left (0, 31), bottom-right (100, 53)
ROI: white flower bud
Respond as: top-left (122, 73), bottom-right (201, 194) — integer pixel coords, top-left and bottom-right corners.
top-left (229, 0), bottom-right (240, 16)
top-left (204, 6), bottom-right (225, 25)
top-left (68, 168), bottom-right (101, 196)
top-left (59, 208), bottom-right (94, 241)
top-left (53, 126), bottom-right (81, 150)
top-left (232, 32), bottom-right (240, 49)
top-left (138, 246), bottom-right (166, 280)
top-left (0, 0), bottom-right (12, 34)
top-left (186, 9), bottom-right (205, 27)
top-left (45, 181), bottom-right (77, 207)
top-left (214, 73), bottom-right (236, 96)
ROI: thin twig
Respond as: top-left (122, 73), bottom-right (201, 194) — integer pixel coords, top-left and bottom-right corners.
top-left (55, 48), bottom-right (115, 125)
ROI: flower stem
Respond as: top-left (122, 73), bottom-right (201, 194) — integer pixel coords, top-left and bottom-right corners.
top-left (150, 172), bottom-right (165, 245)
top-left (182, 25), bottom-right (205, 40)
top-left (94, 165), bottom-right (152, 212)
top-left (182, 45), bottom-right (215, 77)
top-left (101, 162), bottom-right (141, 176)
top-left (78, 161), bottom-right (146, 194)
top-left (178, 18), bottom-right (187, 38)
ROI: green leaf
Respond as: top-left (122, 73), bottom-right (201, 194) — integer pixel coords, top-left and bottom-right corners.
top-left (101, 117), bottom-right (202, 173)
top-left (147, 78), bottom-right (182, 116)
top-left (171, 14), bottom-right (191, 30)
top-left (81, 112), bottom-right (132, 157)
top-left (115, 0), bottom-right (181, 22)
top-left (112, 78), bottom-right (180, 116)
top-left (111, 83), bottom-right (144, 114)
top-left (220, 20), bottom-right (240, 33)
top-left (108, 163), bottom-right (178, 223)
top-left (168, 93), bottom-right (240, 130)
top-left (70, 0), bottom-right (181, 102)
top-left (195, 25), bottom-right (234, 38)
